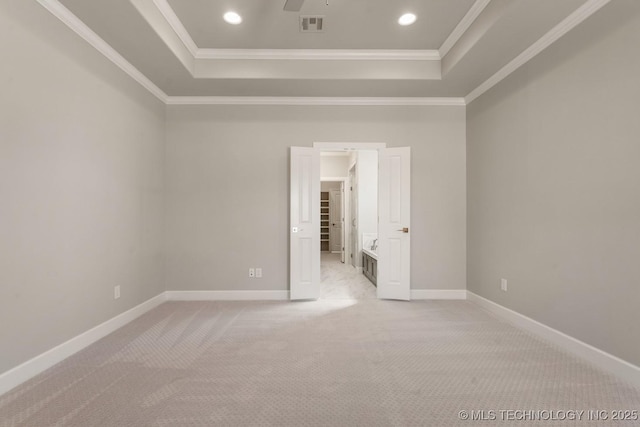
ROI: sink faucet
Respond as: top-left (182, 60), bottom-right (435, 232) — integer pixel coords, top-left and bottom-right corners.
top-left (371, 239), bottom-right (378, 251)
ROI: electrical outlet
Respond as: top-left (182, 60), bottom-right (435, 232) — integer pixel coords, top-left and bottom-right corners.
top-left (114, 285), bottom-right (121, 299)
top-left (256, 268), bottom-right (262, 278)
top-left (501, 279), bottom-right (508, 292)
top-left (249, 268), bottom-right (255, 278)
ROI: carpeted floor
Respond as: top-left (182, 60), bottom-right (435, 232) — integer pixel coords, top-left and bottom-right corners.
top-left (1, 299), bottom-right (639, 426)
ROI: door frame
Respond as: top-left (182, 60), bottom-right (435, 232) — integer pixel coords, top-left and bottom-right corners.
top-left (348, 164), bottom-right (357, 269)
top-left (316, 142), bottom-right (387, 273)
top-left (321, 178), bottom-right (347, 261)
top-left (291, 142), bottom-right (409, 300)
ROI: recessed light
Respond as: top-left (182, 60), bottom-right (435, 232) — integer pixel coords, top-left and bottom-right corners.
top-left (224, 11), bottom-right (242, 25)
top-left (398, 13), bottom-right (417, 26)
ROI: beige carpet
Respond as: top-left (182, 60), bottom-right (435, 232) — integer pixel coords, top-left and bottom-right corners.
top-left (1, 300), bottom-right (639, 426)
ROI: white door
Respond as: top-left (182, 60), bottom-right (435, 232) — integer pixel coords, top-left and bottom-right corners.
top-left (329, 189), bottom-right (343, 253)
top-left (349, 166), bottom-right (357, 268)
top-left (377, 147), bottom-right (411, 300)
top-left (340, 182), bottom-right (346, 263)
top-left (290, 147), bottom-right (320, 300)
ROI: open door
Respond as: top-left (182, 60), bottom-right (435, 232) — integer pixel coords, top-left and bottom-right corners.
top-left (340, 182), bottom-right (346, 263)
top-left (290, 147), bottom-right (320, 300)
top-left (329, 188), bottom-right (343, 254)
top-left (377, 147), bottom-right (411, 300)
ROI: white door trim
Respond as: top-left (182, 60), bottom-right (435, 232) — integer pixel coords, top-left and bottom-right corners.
top-left (317, 143), bottom-right (387, 271)
top-left (329, 188), bottom-right (343, 253)
top-left (314, 142), bottom-right (387, 151)
top-left (320, 177), bottom-right (348, 261)
top-left (299, 142), bottom-right (413, 301)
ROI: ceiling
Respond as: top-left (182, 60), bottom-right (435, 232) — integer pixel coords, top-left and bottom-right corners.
top-left (165, 0), bottom-right (476, 50)
top-left (43, 0), bottom-right (611, 104)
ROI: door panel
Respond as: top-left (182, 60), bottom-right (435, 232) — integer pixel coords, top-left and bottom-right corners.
top-left (349, 166), bottom-right (357, 268)
top-left (290, 147), bottom-right (320, 300)
top-left (377, 147), bottom-right (411, 300)
top-left (329, 189), bottom-right (343, 253)
top-left (340, 182), bottom-right (346, 263)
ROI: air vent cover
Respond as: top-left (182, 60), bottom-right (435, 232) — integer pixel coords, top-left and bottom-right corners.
top-left (300, 15), bottom-right (324, 32)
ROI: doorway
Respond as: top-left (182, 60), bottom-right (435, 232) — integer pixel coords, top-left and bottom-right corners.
top-left (319, 150), bottom-right (378, 299)
top-left (290, 143), bottom-right (411, 301)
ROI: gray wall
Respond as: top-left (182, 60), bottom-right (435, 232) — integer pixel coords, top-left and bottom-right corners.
top-left (0, 1), bottom-right (165, 374)
top-left (467, 1), bottom-right (640, 366)
top-left (165, 105), bottom-right (466, 292)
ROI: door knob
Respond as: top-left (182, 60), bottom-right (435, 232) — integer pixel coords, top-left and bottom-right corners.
top-left (397, 227), bottom-right (409, 233)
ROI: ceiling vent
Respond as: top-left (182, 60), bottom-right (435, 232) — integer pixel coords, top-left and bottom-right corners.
top-left (300, 15), bottom-right (324, 32)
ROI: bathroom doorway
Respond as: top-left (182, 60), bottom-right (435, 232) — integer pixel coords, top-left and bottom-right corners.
top-left (290, 143), bottom-right (411, 301)
top-left (319, 149), bottom-right (378, 299)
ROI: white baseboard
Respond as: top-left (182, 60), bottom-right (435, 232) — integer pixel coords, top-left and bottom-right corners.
top-left (166, 290), bottom-right (290, 301)
top-left (467, 291), bottom-right (640, 389)
top-left (168, 290), bottom-right (468, 301)
top-left (411, 289), bottom-right (468, 300)
top-left (0, 292), bottom-right (167, 396)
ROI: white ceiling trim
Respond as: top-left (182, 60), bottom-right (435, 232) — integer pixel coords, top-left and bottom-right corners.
top-left (36, 0), bottom-right (610, 109)
top-left (465, 0), bottom-right (611, 104)
top-left (196, 49), bottom-right (441, 61)
top-left (166, 97), bottom-right (466, 106)
top-left (153, 0), bottom-right (441, 62)
top-left (153, 0), bottom-right (198, 56)
top-left (33, 1), bottom-right (454, 106)
top-left (37, 0), bottom-right (168, 103)
top-left (130, 0), bottom-right (195, 74)
top-left (439, 0), bottom-right (492, 58)
top-left (142, 0), bottom-right (443, 79)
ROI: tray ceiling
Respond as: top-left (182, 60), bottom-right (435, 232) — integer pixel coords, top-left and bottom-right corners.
top-left (46, 0), bottom-right (609, 103)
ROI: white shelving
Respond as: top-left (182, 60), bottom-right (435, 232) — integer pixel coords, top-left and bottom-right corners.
top-left (320, 192), bottom-right (330, 251)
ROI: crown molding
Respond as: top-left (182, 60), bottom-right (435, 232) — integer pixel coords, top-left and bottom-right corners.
top-left (37, 0), bottom-right (608, 109)
top-left (152, 0), bottom-right (440, 62)
top-left (153, 0), bottom-right (198, 56)
top-left (166, 97), bottom-right (466, 106)
top-left (195, 49), bottom-right (441, 61)
top-left (31, 1), bottom-right (460, 107)
top-left (465, 0), bottom-right (611, 104)
top-left (439, 0), bottom-right (492, 58)
top-left (140, 0), bottom-right (443, 79)
top-left (36, 0), bottom-right (168, 103)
